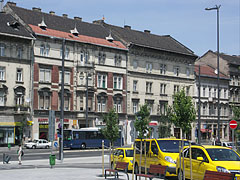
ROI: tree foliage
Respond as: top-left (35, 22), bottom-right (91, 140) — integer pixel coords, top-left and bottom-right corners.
top-left (167, 88), bottom-right (196, 135)
top-left (101, 108), bottom-right (119, 145)
top-left (158, 115), bottom-right (172, 138)
top-left (134, 104), bottom-right (151, 139)
top-left (232, 106), bottom-right (240, 141)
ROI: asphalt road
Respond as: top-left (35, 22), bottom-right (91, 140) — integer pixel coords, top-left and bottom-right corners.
top-left (0, 147), bottom-right (108, 162)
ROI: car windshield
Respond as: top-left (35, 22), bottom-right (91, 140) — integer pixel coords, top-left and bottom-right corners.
top-left (157, 140), bottom-right (189, 153)
top-left (206, 148), bottom-right (240, 161)
top-left (33, 140), bottom-right (38, 143)
top-left (125, 150), bottom-right (133, 157)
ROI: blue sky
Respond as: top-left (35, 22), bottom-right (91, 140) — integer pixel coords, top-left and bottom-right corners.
top-left (4, 0), bottom-right (239, 56)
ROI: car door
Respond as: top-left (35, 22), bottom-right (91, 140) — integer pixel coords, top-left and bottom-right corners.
top-left (183, 148), bottom-right (190, 179)
top-left (149, 140), bottom-right (159, 166)
top-left (192, 148), bottom-right (209, 180)
top-left (38, 140), bottom-right (43, 148)
top-left (117, 149), bottom-right (124, 163)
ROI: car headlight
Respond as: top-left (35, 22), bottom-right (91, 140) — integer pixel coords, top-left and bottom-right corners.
top-left (216, 166), bottom-right (230, 173)
top-left (165, 156), bottom-right (176, 164)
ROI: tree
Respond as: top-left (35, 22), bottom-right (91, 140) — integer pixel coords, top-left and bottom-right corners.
top-left (167, 88), bottom-right (196, 180)
top-left (134, 104), bottom-right (150, 174)
top-left (101, 108), bottom-right (119, 169)
top-left (158, 115), bottom-right (172, 138)
top-left (167, 88), bottom-right (196, 137)
top-left (232, 106), bottom-right (240, 151)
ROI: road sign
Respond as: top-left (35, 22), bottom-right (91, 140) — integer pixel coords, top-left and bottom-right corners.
top-left (54, 142), bottom-right (58, 148)
top-left (229, 120), bottom-right (238, 130)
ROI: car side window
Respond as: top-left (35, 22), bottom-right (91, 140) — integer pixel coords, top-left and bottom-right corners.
top-left (39, 140), bottom-right (42, 144)
top-left (196, 148), bottom-right (209, 163)
top-left (114, 150), bottom-right (119, 156)
top-left (183, 148), bottom-right (189, 158)
top-left (151, 141), bottom-right (158, 155)
top-left (119, 150), bottom-right (124, 157)
top-left (136, 141), bottom-right (141, 154)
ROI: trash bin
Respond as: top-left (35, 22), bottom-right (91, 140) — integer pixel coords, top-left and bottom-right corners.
top-left (49, 154), bottom-right (56, 166)
top-left (7, 143), bottom-right (11, 149)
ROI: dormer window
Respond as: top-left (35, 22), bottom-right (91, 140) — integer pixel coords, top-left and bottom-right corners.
top-left (7, 21), bottom-right (20, 30)
top-left (70, 26), bottom-right (79, 36)
top-left (106, 31), bottom-right (114, 42)
top-left (38, 17), bottom-right (47, 30)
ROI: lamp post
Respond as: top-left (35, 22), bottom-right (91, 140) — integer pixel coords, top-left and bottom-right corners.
top-left (59, 38), bottom-right (65, 162)
top-left (198, 65), bottom-right (201, 145)
top-left (86, 72), bottom-right (89, 128)
top-left (205, 5), bottom-right (221, 142)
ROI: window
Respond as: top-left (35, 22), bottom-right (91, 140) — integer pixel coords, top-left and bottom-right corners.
top-left (145, 100), bottom-right (153, 114)
top-left (0, 67), bottom-right (5, 80)
top-left (146, 82), bottom-right (152, 93)
top-left (160, 83), bottom-right (166, 94)
top-left (17, 47), bottom-right (23, 59)
top-left (97, 96), bottom-right (106, 112)
top-left (133, 60), bottom-right (138, 69)
top-left (40, 44), bottom-right (50, 57)
top-left (159, 101), bottom-right (168, 115)
top-left (114, 55), bottom-right (122, 66)
top-left (40, 68), bottom-right (51, 82)
top-left (80, 51), bottom-right (84, 63)
top-left (0, 90), bottom-right (5, 106)
top-left (97, 74), bottom-right (107, 88)
top-left (60, 47), bottom-right (69, 59)
top-left (174, 66), bottom-right (180, 76)
top-left (186, 86), bottom-right (190, 96)
top-left (224, 89), bottom-right (227, 99)
top-left (133, 80), bottom-right (137, 92)
top-left (79, 93), bottom-right (83, 111)
top-left (114, 98), bottom-right (122, 113)
top-left (14, 86), bottom-right (25, 106)
top-left (39, 93), bottom-right (50, 110)
top-left (214, 88), bottom-right (217, 98)
top-left (16, 68), bottom-right (23, 82)
top-left (146, 63), bottom-right (152, 73)
top-left (186, 67), bottom-right (190, 77)
top-left (174, 85), bottom-right (179, 94)
top-left (64, 95), bottom-right (70, 111)
top-left (45, 45), bottom-right (50, 57)
top-left (0, 43), bottom-right (5, 56)
top-left (160, 64), bottom-right (166, 74)
top-left (85, 51), bottom-right (89, 63)
top-left (203, 105), bottom-right (206, 115)
top-left (209, 87), bottom-right (212, 97)
top-left (203, 87), bottom-right (206, 97)
top-left (209, 105), bottom-right (212, 115)
top-left (98, 52), bottom-right (106, 65)
top-left (132, 100), bottom-right (139, 114)
top-left (59, 71), bottom-right (70, 84)
top-left (113, 76), bottom-right (122, 90)
top-left (223, 106), bottom-right (227, 116)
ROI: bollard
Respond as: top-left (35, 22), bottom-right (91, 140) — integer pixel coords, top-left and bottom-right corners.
top-left (49, 154), bottom-right (56, 168)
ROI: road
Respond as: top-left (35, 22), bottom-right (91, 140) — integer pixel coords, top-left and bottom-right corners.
top-left (0, 147), bottom-right (108, 162)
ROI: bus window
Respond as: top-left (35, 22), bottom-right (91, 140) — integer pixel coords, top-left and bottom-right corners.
top-left (73, 131), bottom-right (80, 140)
top-left (79, 132), bottom-right (86, 139)
top-left (64, 130), bottom-right (72, 140)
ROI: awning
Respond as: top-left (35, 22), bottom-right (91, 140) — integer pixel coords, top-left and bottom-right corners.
top-left (201, 129), bottom-right (212, 133)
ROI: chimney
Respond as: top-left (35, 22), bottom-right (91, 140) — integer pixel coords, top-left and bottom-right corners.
top-left (49, 11), bottom-right (55, 15)
top-left (93, 19), bottom-right (104, 25)
top-left (62, 14), bottom-right (68, 18)
top-left (124, 25), bottom-right (131, 30)
top-left (32, 7), bottom-right (41, 12)
top-left (74, 17), bottom-right (82, 21)
top-left (144, 30), bottom-right (151, 34)
top-left (7, 2), bottom-right (16, 6)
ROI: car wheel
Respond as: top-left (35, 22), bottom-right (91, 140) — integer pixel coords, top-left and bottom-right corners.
top-left (178, 169), bottom-right (183, 180)
top-left (134, 163), bottom-right (139, 174)
top-left (81, 143), bottom-right (86, 149)
top-left (32, 145), bottom-right (36, 149)
top-left (45, 145), bottom-right (49, 149)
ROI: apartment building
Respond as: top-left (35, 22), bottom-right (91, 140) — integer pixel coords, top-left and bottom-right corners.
top-left (194, 64), bottom-right (230, 143)
top-left (94, 21), bottom-right (198, 143)
top-left (4, 2), bottom-right (127, 140)
top-left (0, 12), bottom-right (33, 145)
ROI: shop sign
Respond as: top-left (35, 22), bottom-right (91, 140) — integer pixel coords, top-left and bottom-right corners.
top-left (39, 124), bottom-right (48, 129)
top-left (56, 119), bottom-right (69, 123)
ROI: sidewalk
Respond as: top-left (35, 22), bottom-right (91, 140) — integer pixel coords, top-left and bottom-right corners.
top-left (0, 155), bottom-right (165, 180)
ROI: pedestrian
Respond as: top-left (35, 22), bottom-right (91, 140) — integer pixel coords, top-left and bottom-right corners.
top-left (17, 144), bottom-right (23, 165)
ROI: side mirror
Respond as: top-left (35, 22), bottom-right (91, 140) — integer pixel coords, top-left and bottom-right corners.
top-left (119, 155), bottom-right (123, 158)
top-left (197, 157), bottom-right (204, 161)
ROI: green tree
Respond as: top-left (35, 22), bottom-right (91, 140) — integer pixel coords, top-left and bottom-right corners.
top-left (167, 88), bottom-right (196, 137)
top-left (134, 104), bottom-right (150, 174)
top-left (158, 115), bottom-right (172, 138)
top-left (232, 106), bottom-right (240, 151)
top-left (19, 113), bottom-right (28, 145)
top-left (167, 88), bottom-right (196, 179)
top-left (101, 108), bottom-right (119, 169)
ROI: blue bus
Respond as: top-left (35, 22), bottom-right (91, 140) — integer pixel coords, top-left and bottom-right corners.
top-left (63, 127), bottom-right (124, 149)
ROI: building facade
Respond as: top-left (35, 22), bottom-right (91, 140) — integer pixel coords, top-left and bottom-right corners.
top-left (0, 12), bottom-right (33, 145)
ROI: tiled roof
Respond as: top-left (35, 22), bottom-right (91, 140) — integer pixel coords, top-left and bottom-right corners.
top-left (0, 12), bottom-right (32, 38)
top-left (194, 65), bottom-right (229, 79)
top-left (7, 5), bottom-right (111, 39)
top-left (102, 23), bottom-right (197, 57)
top-left (30, 25), bottom-right (126, 50)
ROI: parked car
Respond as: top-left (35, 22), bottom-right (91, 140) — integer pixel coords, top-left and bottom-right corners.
top-left (221, 142), bottom-right (234, 149)
top-left (176, 145), bottom-right (240, 180)
top-left (134, 138), bottom-right (189, 177)
top-left (111, 147), bottom-right (134, 171)
top-left (24, 139), bottom-right (51, 149)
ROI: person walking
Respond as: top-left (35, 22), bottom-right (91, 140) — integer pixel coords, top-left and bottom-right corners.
top-left (17, 144), bottom-right (23, 165)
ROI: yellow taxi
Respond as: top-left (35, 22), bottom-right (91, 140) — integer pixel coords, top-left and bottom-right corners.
top-left (111, 147), bottom-right (134, 171)
top-left (176, 145), bottom-right (240, 180)
top-left (134, 138), bottom-right (189, 177)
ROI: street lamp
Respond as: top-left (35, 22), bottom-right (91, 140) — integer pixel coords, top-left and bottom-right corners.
top-left (197, 65), bottom-right (201, 145)
top-left (205, 5), bottom-right (221, 142)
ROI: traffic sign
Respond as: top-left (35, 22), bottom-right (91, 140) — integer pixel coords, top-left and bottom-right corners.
top-left (229, 120), bottom-right (238, 130)
top-left (54, 142), bottom-right (58, 148)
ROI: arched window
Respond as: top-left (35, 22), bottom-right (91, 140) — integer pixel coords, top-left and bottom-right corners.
top-left (113, 94), bottom-right (123, 113)
top-left (38, 88), bottom-right (51, 110)
top-left (0, 85), bottom-right (8, 106)
top-left (97, 93), bottom-right (107, 112)
top-left (14, 86), bottom-right (25, 106)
